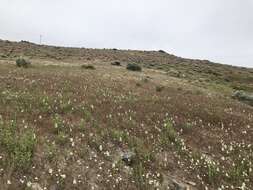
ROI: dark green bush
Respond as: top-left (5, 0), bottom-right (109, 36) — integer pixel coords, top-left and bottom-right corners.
top-left (158, 50), bottom-right (167, 53)
top-left (136, 83), bottom-right (142, 87)
top-left (16, 58), bottom-right (31, 68)
top-left (1, 54), bottom-right (8, 58)
top-left (81, 64), bottom-right (95, 70)
top-left (126, 63), bottom-right (142, 72)
top-left (156, 85), bottom-right (165, 92)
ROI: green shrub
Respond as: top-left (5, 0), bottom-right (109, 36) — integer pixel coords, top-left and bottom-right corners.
top-left (16, 58), bottom-right (31, 68)
top-left (126, 63), bottom-right (142, 72)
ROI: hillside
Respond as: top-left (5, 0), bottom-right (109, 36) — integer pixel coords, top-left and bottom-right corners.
top-left (0, 39), bottom-right (252, 190)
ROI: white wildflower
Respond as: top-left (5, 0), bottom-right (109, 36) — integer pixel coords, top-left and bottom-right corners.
top-left (48, 168), bottom-right (53, 174)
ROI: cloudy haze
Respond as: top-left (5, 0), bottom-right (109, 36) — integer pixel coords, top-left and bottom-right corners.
top-left (1, 0), bottom-right (253, 67)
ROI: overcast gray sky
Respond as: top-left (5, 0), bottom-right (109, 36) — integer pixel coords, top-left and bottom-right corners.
top-left (1, 0), bottom-right (253, 67)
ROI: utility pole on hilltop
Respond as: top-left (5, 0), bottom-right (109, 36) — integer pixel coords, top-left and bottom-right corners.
top-left (40, 35), bottom-right (43, 45)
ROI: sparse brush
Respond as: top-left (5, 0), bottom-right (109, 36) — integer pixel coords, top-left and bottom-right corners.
top-left (44, 143), bottom-right (57, 162)
top-left (56, 131), bottom-right (68, 146)
top-left (228, 157), bottom-right (251, 184)
top-left (132, 162), bottom-right (148, 190)
top-left (180, 122), bottom-right (193, 133)
top-left (52, 114), bottom-right (66, 134)
top-left (110, 129), bottom-right (129, 144)
top-left (161, 119), bottom-right (177, 147)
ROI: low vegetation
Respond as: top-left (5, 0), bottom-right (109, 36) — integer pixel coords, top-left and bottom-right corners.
top-left (0, 118), bottom-right (36, 170)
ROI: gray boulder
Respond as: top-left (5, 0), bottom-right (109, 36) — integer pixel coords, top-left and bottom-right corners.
top-left (121, 151), bottom-right (136, 166)
top-left (232, 90), bottom-right (253, 106)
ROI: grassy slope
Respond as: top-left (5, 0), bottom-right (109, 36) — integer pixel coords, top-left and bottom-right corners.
top-left (0, 40), bottom-right (252, 190)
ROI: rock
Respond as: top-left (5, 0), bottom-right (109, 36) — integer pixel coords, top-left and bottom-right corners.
top-left (49, 185), bottom-right (57, 190)
top-left (121, 151), bottom-right (136, 166)
top-left (232, 90), bottom-right (253, 106)
top-left (161, 174), bottom-right (196, 190)
top-left (186, 181), bottom-right (196, 186)
top-left (30, 183), bottom-right (43, 190)
top-left (111, 61), bottom-right (121, 66)
top-left (172, 179), bottom-right (190, 190)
